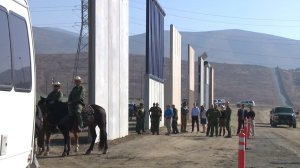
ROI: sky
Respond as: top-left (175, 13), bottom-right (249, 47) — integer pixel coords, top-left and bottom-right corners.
top-left (28, 0), bottom-right (300, 40)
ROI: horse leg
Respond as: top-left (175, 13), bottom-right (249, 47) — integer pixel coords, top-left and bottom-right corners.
top-left (44, 130), bottom-right (51, 156)
top-left (85, 126), bottom-right (96, 155)
top-left (98, 126), bottom-right (108, 154)
top-left (37, 129), bottom-right (45, 155)
top-left (74, 131), bottom-right (79, 152)
top-left (62, 129), bottom-right (70, 157)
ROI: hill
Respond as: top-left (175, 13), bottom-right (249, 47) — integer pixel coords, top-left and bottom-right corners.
top-left (36, 54), bottom-right (278, 106)
top-left (33, 27), bottom-right (79, 54)
top-left (33, 27), bottom-right (300, 69)
top-left (130, 29), bottom-right (300, 69)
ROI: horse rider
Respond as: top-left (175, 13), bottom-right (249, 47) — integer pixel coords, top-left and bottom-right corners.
top-left (46, 81), bottom-right (63, 115)
top-left (68, 76), bottom-right (85, 131)
top-left (46, 81), bottom-right (63, 105)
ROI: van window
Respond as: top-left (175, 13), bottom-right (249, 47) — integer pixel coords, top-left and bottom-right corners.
top-left (0, 8), bottom-right (12, 90)
top-left (9, 13), bottom-right (32, 92)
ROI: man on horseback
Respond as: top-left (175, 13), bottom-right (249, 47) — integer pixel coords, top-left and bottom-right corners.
top-left (47, 82), bottom-right (63, 104)
top-left (47, 82), bottom-right (63, 116)
top-left (68, 76), bottom-right (85, 131)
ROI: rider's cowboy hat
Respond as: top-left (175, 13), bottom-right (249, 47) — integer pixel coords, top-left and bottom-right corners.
top-left (53, 81), bottom-right (61, 86)
top-left (74, 76), bottom-right (82, 81)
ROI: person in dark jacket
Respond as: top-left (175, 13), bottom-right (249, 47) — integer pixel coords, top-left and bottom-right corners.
top-left (206, 104), bottom-right (214, 136)
top-left (172, 105), bottom-right (179, 134)
top-left (237, 104), bottom-right (248, 135)
top-left (219, 105), bottom-right (226, 136)
top-left (135, 103), bottom-right (145, 134)
top-left (181, 102), bottom-right (189, 132)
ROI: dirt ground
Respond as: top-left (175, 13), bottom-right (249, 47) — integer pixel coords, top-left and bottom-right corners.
top-left (37, 106), bottom-right (300, 168)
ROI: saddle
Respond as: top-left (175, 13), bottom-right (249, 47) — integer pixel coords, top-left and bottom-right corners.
top-left (81, 105), bottom-right (95, 127)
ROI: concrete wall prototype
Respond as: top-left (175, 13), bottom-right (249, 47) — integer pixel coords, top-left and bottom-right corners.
top-left (144, 77), bottom-right (164, 129)
top-left (209, 67), bottom-right (214, 106)
top-left (88, 0), bottom-right (128, 140)
top-left (204, 62), bottom-right (210, 109)
top-left (198, 56), bottom-right (205, 107)
top-left (165, 25), bottom-right (181, 123)
top-left (188, 45), bottom-right (195, 113)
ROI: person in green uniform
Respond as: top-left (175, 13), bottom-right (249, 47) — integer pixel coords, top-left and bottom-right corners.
top-left (209, 104), bottom-right (221, 137)
top-left (136, 103), bottom-right (145, 134)
top-left (46, 82), bottom-right (63, 104)
top-left (68, 76), bottom-right (85, 131)
top-left (46, 82), bottom-right (63, 116)
top-left (225, 101), bottom-right (232, 138)
top-left (151, 103), bottom-right (162, 135)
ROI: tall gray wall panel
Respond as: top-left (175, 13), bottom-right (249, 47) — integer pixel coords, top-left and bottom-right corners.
top-left (89, 0), bottom-right (128, 140)
top-left (198, 56), bottom-right (205, 107)
top-left (204, 63), bottom-right (210, 109)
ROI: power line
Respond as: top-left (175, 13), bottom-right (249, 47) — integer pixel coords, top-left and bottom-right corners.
top-left (130, 5), bottom-right (300, 28)
top-left (130, 0), bottom-right (300, 22)
top-left (31, 5), bottom-right (79, 9)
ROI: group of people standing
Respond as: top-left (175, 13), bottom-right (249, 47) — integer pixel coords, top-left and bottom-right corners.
top-left (189, 102), bottom-right (232, 138)
top-left (135, 101), bottom-right (255, 137)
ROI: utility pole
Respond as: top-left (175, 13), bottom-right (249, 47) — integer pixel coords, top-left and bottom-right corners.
top-left (73, 0), bottom-right (89, 89)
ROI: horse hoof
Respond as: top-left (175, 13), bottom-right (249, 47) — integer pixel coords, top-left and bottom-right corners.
top-left (74, 147), bottom-right (79, 152)
top-left (103, 149), bottom-right (108, 154)
top-left (85, 150), bottom-right (92, 155)
top-left (62, 152), bottom-right (67, 157)
top-left (44, 152), bottom-right (49, 156)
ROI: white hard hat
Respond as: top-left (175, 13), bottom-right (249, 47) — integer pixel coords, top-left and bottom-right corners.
top-left (74, 76), bottom-right (82, 81)
top-left (53, 81), bottom-right (61, 86)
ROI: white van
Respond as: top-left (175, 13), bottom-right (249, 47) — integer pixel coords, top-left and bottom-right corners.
top-left (0, 0), bottom-right (36, 167)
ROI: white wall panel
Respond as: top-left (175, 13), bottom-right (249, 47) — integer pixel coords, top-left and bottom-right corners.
top-left (144, 77), bottom-right (164, 129)
top-left (209, 67), bottom-right (214, 106)
top-left (165, 25), bottom-right (181, 123)
top-left (90, 0), bottom-right (128, 140)
top-left (188, 45), bottom-right (195, 113)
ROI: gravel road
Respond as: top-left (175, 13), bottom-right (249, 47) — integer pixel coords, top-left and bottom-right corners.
top-left (37, 106), bottom-right (299, 168)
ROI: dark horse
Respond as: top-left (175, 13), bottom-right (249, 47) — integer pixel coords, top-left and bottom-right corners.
top-left (36, 97), bottom-right (108, 156)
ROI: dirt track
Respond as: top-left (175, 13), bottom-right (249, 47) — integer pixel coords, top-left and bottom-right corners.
top-left (37, 106), bottom-right (299, 168)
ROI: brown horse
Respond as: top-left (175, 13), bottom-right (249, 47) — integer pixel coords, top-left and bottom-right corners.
top-left (36, 97), bottom-right (108, 156)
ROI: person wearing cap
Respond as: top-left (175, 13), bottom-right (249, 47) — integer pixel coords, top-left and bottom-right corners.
top-left (46, 81), bottom-right (63, 105)
top-left (68, 76), bottom-right (85, 131)
top-left (135, 103), bottom-right (145, 134)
